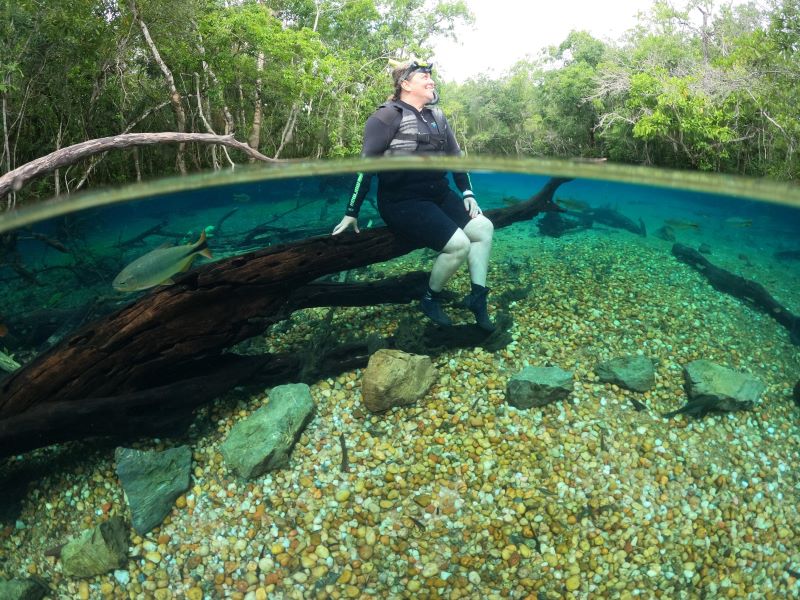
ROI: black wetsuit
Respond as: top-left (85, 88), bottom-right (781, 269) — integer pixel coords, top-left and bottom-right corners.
top-left (346, 99), bottom-right (474, 251)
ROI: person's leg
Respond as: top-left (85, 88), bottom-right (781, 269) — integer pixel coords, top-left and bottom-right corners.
top-left (461, 215), bottom-right (495, 331)
top-left (378, 197), bottom-right (466, 326)
top-left (462, 215), bottom-right (494, 286)
top-left (421, 229), bottom-right (470, 326)
top-left (429, 229), bottom-right (470, 291)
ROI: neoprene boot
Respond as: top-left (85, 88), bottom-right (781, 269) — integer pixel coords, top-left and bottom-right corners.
top-left (463, 283), bottom-right (495, 332)
top-left (420, 287), bottom-right (452, 327)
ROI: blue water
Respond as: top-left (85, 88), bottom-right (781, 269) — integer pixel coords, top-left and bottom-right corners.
top-left (1, 166), bottom-right (799, 599)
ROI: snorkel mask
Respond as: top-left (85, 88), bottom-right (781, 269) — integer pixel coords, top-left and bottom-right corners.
top-left (400, 60), bottom-right (433, 81)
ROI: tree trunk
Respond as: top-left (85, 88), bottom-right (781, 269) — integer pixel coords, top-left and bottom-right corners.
top-left (54, 119), bottom-right (63, 197)
top-left (275, 103), bottom-right (299, 159)
top-left (2, 82), bottom-right (14, 210)
top-left (0, 178), bottom-right (570, 455)
top-left (194, 23), bottom-right (235, 168)
top-left (248, 52), bottom-right (265, 160)
top-left (194, 73), bottom-right (220, 170)
top-left (129, 0), bottom-right (188, 174)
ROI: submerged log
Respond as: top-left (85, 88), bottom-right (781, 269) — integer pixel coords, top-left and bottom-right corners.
top-left (0, 178), bottom-right (570, 457)
top-left (672, 243), bottom-right (800, 345)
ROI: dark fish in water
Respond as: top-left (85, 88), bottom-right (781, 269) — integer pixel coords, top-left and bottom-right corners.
top-left (502, 196), bottom-right (522, 207)
top-left (0, 323), bottom-right (7, 337)
top-left (555, 197), bottom-right (591, 212)
top-left (44, 543), bottom-right (67, 558)
top-left (774, 250), bottom-right (800, 261)
top-left (536, 487), bottom-right (556, 497)
top-left (665, 219), bottom-right (700, 230)
top-left (793, 381), bottom-right (800, 408)
top-left (591, 208), bottom-right (645, 236)
top-left (655, 225), bottom-right (676, 242)
top-left (662, 396), bottom-right (754, 419)
top-left (629, 398), bottom-right (648, 411)
top-left (724, 217), bottom-right (752, 227)
top-left (29, 232), bottom-right (69, 253)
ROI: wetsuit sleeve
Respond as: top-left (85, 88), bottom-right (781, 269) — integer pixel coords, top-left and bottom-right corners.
top-left (345, 111), bottom-right (401, 218)
top-left (443, 117), bottom-right (474, 196)
top-left (346, 171), bottom-right (375, 217)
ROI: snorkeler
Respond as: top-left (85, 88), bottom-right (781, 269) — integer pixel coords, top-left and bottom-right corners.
top-left (332, 60), bottom-right (495, 331)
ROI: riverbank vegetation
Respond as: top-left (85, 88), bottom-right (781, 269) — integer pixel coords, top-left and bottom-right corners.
top-left (1, 0), bottom-right (797, 207)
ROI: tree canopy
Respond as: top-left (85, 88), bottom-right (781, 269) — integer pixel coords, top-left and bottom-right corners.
top-left (1, 0), bottom-right (797, 208)
top-left (448, 0), bottom-right (800, 179)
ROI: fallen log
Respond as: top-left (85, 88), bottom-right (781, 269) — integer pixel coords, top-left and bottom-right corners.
top-left (0, 177), bottom-right (569, 457)
top-left (672, 243), bottom-right (800, 345)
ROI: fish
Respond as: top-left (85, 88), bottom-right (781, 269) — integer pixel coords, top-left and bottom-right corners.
top-left (591, 208), bottom-right (645, 236)
top-left (655, 225), bottom-right (676, 242)
top-left (628, 398), bottom-right (648, 412)
top-left (774, 250), bottom-right (800, 261)
top-left (661, 396), bottom-right (754, 419)
top-left (724, 217), bottom-right (752, 227)
top-left (112, 230), bottom-right (213, 292)
top-left (555, 197), bottom-right (591, 212)
top-left (0, 323), bottom-right (7, 337)
top-left (232, 193), bottom-right (251, 203)
top-left (664, 219), bottom-right (700, 230)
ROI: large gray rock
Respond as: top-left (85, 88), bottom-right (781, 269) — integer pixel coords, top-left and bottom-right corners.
top-left (361, 349), bottom-right (436, 413)
top-left (60, 516), bottom-right (128, 578)
top-left (663, 360), bottom-right (764, 419)
top-left (115, 445), bottom-right (192, 535)
top-left (221, 383), bottom-right (315, 479)
top-left (0, 579), bottom-right (48, 600)
top-left (506, 366), bottom-right (574, 409)
top-left (596, 355), bottom-right (655, 392)
top-left (684, 360), bottom-right (764, 405)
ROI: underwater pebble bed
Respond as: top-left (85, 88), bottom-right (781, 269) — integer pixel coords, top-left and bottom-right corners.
top-left (1, 229), bottom-right (799, 600)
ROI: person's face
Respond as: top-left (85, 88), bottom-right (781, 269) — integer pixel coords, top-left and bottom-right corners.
top-left (402, 71), bottom-right (435, 103)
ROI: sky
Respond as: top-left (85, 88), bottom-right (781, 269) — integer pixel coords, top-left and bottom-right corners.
top-left (429, 0), bottom-right (673, 82)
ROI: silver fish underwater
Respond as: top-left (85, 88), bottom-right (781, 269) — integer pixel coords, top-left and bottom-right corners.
top-left (112, 230), bottom-right (213, 292)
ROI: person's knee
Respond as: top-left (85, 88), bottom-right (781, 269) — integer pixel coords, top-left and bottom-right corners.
top-left (466, 215), bottom-right (494, 241)
top-left (482, 216), bottom-right (494, 239)
top-left (442, 230), bottom-right (470, 258)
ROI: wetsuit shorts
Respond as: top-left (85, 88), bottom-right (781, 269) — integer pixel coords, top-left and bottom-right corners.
top-left (378, 189), bottom-right (472, 252)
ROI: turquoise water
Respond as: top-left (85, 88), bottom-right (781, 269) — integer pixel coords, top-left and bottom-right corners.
top-left (1, 160), bottom-right (799, 598)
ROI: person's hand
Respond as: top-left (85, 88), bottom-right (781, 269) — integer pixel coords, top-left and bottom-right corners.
top-left (463, 195), bottom-right (482, 218)
top-left (332, 215), bottom-right (360, 235)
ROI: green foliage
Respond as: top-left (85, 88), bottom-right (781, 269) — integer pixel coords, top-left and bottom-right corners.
top-left (2, 0), bottom-right (799, 208)
top-left (1, 0), bottom-right (471, 205)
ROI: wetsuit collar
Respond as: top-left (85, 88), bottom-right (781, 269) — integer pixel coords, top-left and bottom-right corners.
top-left (396, 99), bottom-right (427, 115)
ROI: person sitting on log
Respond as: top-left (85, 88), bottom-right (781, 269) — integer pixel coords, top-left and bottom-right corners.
top-left (332, 60), bottom-right (495, 331)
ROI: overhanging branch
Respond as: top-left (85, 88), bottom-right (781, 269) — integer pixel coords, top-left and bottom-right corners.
top-left (0, 132), bottom-right (278, 199)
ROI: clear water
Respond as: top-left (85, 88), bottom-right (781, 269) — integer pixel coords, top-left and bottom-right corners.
top-left (1, 158), bottom-right (799, 598)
